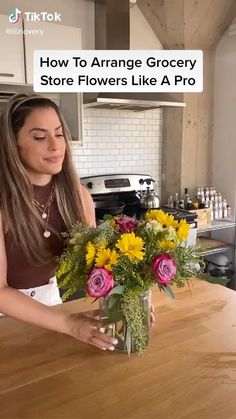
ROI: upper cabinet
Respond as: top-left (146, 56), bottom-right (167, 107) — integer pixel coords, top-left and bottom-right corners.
top-left (0, 15), bottom-right (25, 84)
top-left (24, 21), bottom-right (82, 84)
top-left (0, 16), bottom-right (82, 85)
top-left (0, 16), bottom-right (83, 143)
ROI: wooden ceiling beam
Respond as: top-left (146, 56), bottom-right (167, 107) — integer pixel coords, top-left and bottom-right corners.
top-left (137, 0), bottom-right (236, 49)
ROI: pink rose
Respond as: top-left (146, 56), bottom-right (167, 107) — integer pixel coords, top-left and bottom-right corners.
top-left (151, 253), bottom-right (177, 286)
top-left (115, 216), bottom-right (138, 233)
top-left (86, 268), bottom-right (114, 298)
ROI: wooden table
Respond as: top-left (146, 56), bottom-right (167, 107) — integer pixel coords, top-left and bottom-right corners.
top-left (0, 280), bottom-right (236, 419)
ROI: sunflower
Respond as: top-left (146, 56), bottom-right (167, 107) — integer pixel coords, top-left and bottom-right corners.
top-left (116, 232), bottom-right (144, 261)
top-left (176, 219), bottom-right (190, 242)
top-left (145, 209), bottom-right (176, 228)
top-left (145, 209), bottom-right (166, 224)
top-left (85, 241), bottom-right (96, 267)
top-left (166, 217), bottom-right (179, 229)
top-left (95, 248), bottom-right (118, 271)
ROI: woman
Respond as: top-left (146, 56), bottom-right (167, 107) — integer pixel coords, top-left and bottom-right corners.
top-left (0, 93), bottom-right (118, 351)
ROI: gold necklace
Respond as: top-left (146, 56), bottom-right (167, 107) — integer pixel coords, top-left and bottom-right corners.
top-left (33, 186), bottom-right (55, 238)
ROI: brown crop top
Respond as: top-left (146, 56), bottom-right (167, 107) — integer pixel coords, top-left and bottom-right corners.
top-left (5, 181), bottom-right (67, 289)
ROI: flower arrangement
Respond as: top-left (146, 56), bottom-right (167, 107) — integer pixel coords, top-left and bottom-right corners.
top-left (56, 210), bottom-right (202, 355)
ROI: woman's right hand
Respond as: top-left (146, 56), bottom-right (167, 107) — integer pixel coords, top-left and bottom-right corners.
top-left (64, 309), bottom-right (118, 351)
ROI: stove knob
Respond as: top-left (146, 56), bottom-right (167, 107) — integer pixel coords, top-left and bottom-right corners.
top-left (139, 179), bottom-right (144, 185)
top-left (87, 182), bottom-right (93, 189)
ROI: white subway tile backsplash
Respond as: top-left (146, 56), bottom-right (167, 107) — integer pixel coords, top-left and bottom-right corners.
top-left (77, 155), bottom-right (88, 162)
top-left (72, 108), bottom-right (163, 196)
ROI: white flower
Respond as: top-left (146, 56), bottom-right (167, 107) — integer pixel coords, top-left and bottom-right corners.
top-left (166, 226), bottom-right (177, 242)
top-left (146, 220), bottom-right (164, 233)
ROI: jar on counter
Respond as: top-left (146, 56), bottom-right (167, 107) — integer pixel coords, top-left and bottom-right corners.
top-left (222, 199), bottom-right (228, 218)
top-left (167, 195), bottom-right (174, 208)
top-left (218, 202), bottom-right (223, 219)
top-left (209, 202), bottom-right (214, 221)
top-left (173, 193), bottom-right (179, 208)
top-left (214, 203), bottom-right (219, 220)
top-left (205, 187), bottom-right (210, 199)
top-left (227, 206), bottom-right (232, 219)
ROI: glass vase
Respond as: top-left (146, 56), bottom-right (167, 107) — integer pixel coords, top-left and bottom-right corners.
top-left (99, 289), bottom-right (151, 354)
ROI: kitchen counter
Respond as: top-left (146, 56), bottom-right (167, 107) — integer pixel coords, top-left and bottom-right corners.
top-left (0, 280), bottom-right (236, 419)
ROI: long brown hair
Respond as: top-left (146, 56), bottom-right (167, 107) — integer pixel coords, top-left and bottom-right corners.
top-left (0, 93), bottom-right (87, 264)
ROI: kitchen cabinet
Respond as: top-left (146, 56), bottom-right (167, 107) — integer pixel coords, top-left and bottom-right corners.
top-left (0, 16), bottom-right (83, 143)
top-left (24, 21), bottom-right (82, 84)
top-left (0, 15), bottom-right (25, 84)
top-left (0, 16), bottom-right (82, 85)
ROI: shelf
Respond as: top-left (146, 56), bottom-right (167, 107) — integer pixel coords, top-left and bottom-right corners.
top-left (196, 237), bottom-right (231, 257)
top-left (197, 220), bottom-right (236, 234)
top-left (199, 246), bottom-right (230, 257)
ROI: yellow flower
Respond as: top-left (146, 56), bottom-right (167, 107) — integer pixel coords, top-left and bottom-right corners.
top-left (95, 248), bottom-right (118, 270)
top-left (116, 232), bottom-right (144, 261)
top-left (85, 241), bottom-right (96, 267)
top-left (176, 219), bottom-right (190, 242)
top-left (159, 239), bottom-right (177, 250)
top-left (145, 209), bottom-right (166, 223)
top-left (145, 209), bottom-right (177, 229)
top-left (170, 219), bottom-right (179, 229)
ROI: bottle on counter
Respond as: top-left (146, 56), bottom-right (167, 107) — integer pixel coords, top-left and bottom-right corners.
top-left (199, 195), bottom-right (206, 209)
top-left (222, 199), bottom-right (228, 218)
top-left (227, 206), bottom-right (232, 219)
top-left (167, 195), bottom-right (174, 208)
top-left (214, 202), bottom-right (219, 220)
top-left (198, 188), bottom-right (203, 204)
top-left (186, 198), bottom-right (193, 210)
top-left (183, 188), bottom-right (189, 208)
top-left (205, 196), bottom-right (210, 208)
top-left (191, 197), bottom-right (199, 210)
top-left (218, 201), bottom-right (223, 219)
top-left (196, 188), bottom-right (202, 202)
top-left (209, 186), bottom-right (214, 199)
top-left (173, 193), bottom-right (179, 208)
top-left (179, 199), bottom-right (185, 209)
top-left (205, 187), bottom-right (210, 199)
top-left (209, 201), bottom-right (214, 220)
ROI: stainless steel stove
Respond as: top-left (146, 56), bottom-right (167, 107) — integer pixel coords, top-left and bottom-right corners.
top-left (80, 174), bottom-right (197, 227)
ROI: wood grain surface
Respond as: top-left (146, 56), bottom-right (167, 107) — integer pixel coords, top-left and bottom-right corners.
top-left (0, 280), bottom-right (236, 419)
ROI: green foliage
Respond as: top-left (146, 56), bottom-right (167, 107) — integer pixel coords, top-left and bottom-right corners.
top-left (169, 245), bottom-right (204, 288)
top-left (121, 289), bottom-right (147, 355)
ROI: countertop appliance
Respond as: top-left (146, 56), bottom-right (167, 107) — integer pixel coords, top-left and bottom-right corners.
top-left (81, 173), bottom-right (197, 246)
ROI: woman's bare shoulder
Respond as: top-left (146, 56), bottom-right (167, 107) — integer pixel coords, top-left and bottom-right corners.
top-left (81, 184), bottom-right (94, 204)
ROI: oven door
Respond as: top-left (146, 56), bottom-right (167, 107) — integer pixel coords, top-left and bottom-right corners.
top-left (92, 192), bottom-right (141, 222)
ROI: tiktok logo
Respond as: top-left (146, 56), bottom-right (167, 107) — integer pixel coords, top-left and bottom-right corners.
top-left (8, 8), bottom-right (22, 23)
